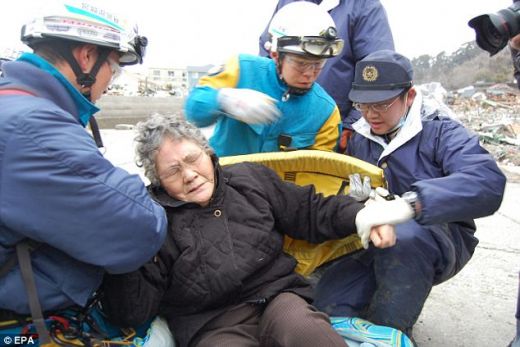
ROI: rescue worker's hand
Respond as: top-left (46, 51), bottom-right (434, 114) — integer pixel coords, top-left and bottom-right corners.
top-left (218, 88), bottom-right (281, 124)
top-left (348, 173), bottom-right (372, 202)
top-left (364, 187), bottom-right (396, 205)
top-left (355, 197), bottom-right (414, 249)
top-left (369, 224), bottom-right (396, 248)
top-left (337, 128), bottom-right (353, 154)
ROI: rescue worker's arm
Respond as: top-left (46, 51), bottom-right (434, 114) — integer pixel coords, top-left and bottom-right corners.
top-left (354, 196), bottom-right (413, 248)
top-left (184, 56), bottom-right (240, 127)
top-left (185, 55), bottom-right (280, 126)
top-left (412, 121), bottom-right (506, 224)
top-left (310, 105), bottom-right (341, 152)
top-left (1, 111), bottom-right (167, 274)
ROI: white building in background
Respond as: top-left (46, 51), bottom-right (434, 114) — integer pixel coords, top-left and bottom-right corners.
top-left (108, 70), bottom-right (144, 96)
top-left (108, 64), bottom-right (216, 97)
top-left (146, 66), bottom-right (187, 95)
top-left (186, 65), bottom-right (214, 91)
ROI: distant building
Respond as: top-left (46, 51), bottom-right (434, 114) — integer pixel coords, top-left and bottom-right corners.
top-left (186, 65), bottom-right (214, 91)
top-left (146, 66), bottom-right (187, 93)
top-left (108, 70), bottom-right (143, 96)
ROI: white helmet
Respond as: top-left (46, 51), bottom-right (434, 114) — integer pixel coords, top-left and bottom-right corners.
top-left (21, 1), bottom-right (147, 65)
top-left (267, 1), bottom-right (344, 58)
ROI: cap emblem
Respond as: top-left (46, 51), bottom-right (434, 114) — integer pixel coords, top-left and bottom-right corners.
top-left (362, 65), bottom-right (378, 82)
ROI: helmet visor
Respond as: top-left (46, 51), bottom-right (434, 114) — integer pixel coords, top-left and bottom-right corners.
top-left (277, 36), bottom-right (344, 58)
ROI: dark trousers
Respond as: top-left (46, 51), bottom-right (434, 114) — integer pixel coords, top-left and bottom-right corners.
top-left (191, 292), bottom-right (347, 347)
top-left (313, 220), bottom-right (473, 334)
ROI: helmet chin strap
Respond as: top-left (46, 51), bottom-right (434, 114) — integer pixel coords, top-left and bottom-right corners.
top-left (276, 53), bottom-right (312, 101)
top-left (53, 44), bottom-right (110, 148)
top-left (53, 44), bottom-right (110, 90)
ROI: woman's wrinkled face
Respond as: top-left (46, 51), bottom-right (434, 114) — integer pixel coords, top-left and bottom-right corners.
top-left (155, 138), bottom-right (215, 206)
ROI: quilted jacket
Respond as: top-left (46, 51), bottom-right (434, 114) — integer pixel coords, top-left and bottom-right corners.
top-left (102, 161), bottom-right (364, 346)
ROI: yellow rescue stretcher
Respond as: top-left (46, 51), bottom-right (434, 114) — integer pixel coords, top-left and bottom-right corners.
top-left (220, 150), bottom-right (386, 277)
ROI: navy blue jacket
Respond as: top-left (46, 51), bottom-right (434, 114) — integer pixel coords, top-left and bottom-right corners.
top-left (0, 54), bottom-right (167, 314)
top-left (259, 0), bottom-right (395, 128)
top-left (347, 91), bottom-right (506, 229)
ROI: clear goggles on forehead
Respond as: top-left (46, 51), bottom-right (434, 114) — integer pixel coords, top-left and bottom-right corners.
top-left (277, 35), bottom-right (344, 58)
top-left (132, 35), bottom-right (148, 61)
top-left (120, 35), bottom-right (148, 66)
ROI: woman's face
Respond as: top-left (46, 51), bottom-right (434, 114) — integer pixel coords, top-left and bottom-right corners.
top-left (155, 138), bottom-right (215, 206)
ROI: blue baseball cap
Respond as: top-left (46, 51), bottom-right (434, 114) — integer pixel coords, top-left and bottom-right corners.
top-left (349, 50), bottom-right (414, 103)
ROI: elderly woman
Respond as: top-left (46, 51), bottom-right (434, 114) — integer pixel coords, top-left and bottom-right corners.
top-left (101, 114), bottom-right (414, 347)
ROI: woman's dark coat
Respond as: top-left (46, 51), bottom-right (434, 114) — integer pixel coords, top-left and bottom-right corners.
top-left (102, 161), bottom-right (363, 346)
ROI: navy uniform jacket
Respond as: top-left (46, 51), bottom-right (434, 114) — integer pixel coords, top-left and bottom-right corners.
top-left (347, 91), bottom-right (505, 237)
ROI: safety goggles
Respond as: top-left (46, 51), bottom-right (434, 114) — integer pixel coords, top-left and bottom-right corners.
top-left (352, 95), bottom-right (402, 113)
top-left (284, 55), bottom-right (326, 73)
top-left (277, 35), bottom-right (344, 58)
top-left (106, 57), bottom-right (122, 83)
top-left (131, 35), bottom-right (148, 63)
top-left (120, 34), bottom-right (148, 66)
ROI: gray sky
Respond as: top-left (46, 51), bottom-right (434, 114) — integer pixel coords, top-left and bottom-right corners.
top-left (0, 0), bottom-right (513, 72)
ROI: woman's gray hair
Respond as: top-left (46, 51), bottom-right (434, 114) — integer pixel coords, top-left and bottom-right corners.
top-left (134, 113), bottom-right (213, 185)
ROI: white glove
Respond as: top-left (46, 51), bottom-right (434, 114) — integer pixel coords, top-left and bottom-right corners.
top-left (355, 197), bottom-right (414, 249)
top-left (348, 174), bottom-right (372, 202)
top-left (218, 88), bottom-right (281, 124)
top-left (365, 187), bottom-right (396, 205)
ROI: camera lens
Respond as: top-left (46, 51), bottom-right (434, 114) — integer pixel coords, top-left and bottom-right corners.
top-left (482, 16), bottom-right (508, 53)
top-left (468, 4), bottom-right (520, 56)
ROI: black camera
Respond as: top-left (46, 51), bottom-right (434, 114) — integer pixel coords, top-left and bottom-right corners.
top-left (468, 3), bottom-right (520, 56)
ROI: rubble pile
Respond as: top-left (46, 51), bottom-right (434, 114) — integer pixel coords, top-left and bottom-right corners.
top-left (448, 86), bottom-right (520, 167)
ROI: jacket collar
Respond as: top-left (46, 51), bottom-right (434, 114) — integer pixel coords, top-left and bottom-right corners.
top-left (352, 90), bottom-right (424, 163)
top-left (15, 53), bottom-right (100, 127)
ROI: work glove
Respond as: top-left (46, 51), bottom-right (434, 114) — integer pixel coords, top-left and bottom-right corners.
top-left (218, 88), bottom-right (281, 124)
top-left (365, 187), bottom-right (396, 204)
top-left (355, 197), bottom-right (415, 249)
top-left (348, 173), bottom-right (372, 202)
top-left (349, 173), bottom-right (394, 204)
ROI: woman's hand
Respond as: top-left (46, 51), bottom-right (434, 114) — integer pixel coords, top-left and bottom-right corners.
top-left (369, 224), bottom-right (396, 248)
